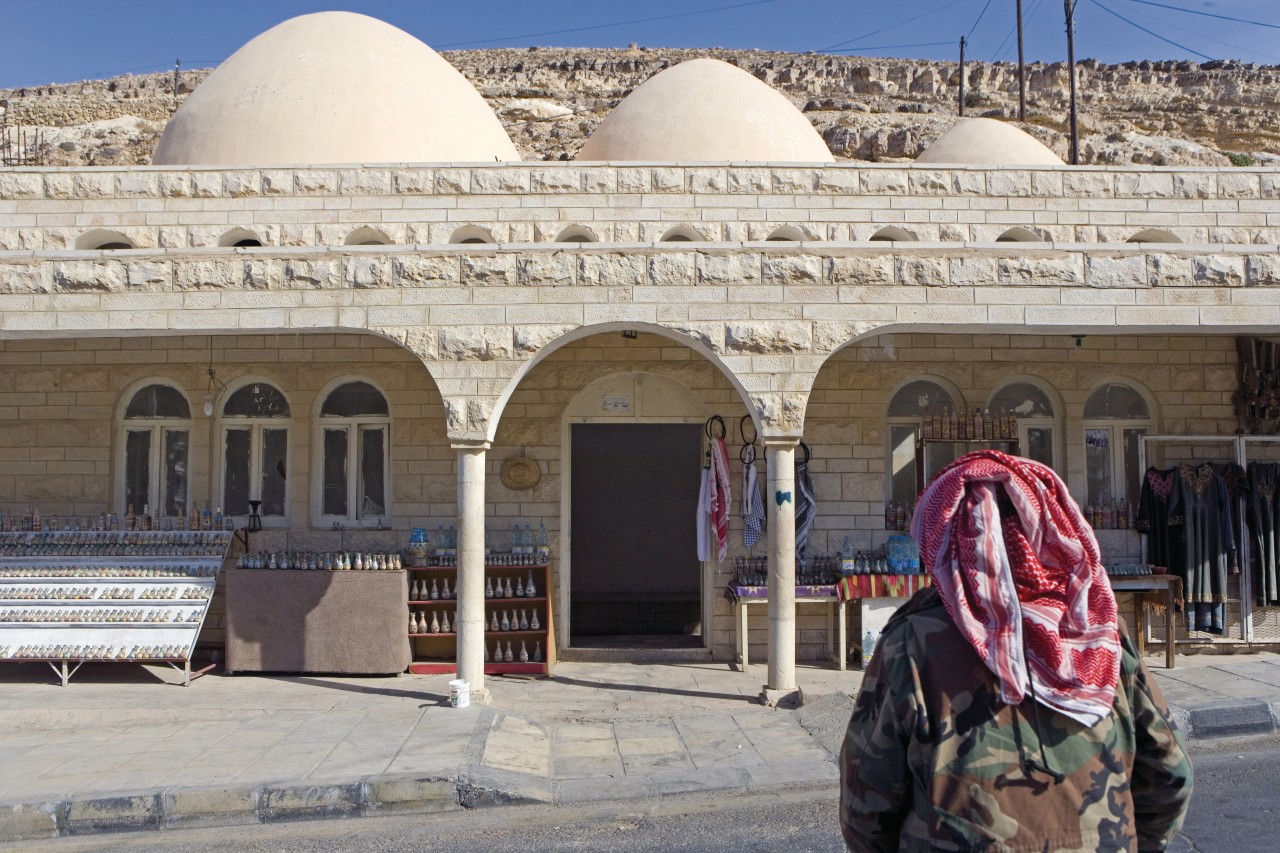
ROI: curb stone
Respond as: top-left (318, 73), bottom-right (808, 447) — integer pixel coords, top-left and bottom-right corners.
top-left (1184, 700), bottom-right (1276, 739)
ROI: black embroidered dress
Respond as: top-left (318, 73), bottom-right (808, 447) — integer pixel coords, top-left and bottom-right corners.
top-left (1178, 462), bottom-right (1235, 634)
top-left (1246, 461), bottom-right (1280, 606)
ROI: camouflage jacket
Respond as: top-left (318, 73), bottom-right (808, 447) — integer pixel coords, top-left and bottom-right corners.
top-left (840, 588), bottom-right (1192, 853)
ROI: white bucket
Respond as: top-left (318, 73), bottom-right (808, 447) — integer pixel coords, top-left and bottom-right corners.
top-left (448, 678), bottom-right (470, 708)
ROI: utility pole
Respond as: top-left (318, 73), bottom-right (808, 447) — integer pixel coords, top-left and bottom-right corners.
top-left (172, 59), bottom-right (181, 103)
top-left (1017, 0), bottom-right (1026, 121)
top-left (959, 36), bottom-right (966, 116)
top-left (1064, 0), bottom-right (1080, 164)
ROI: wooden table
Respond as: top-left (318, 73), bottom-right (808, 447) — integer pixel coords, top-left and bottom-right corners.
top-left (729, 586), bottom-right (846, 671)
top-left (1108, 573), bottom-right (1182, 669)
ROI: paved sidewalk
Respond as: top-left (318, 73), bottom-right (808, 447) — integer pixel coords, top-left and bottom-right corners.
top-left (1, 652), bottom-right (1278, 841)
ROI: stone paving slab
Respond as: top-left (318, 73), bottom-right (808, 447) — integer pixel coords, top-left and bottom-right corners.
top-left (0, 654), bottom-right (1278, 841)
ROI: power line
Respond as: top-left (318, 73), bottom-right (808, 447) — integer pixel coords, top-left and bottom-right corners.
top-left (967, 0), bottom-right (995, 41)
top-left (435, 0), bottom-right (780, 49)
top-left (993, 0), bottom-right (1045, 62)
top-left (817, 0), bottom-right (969, 53)
top-left (1116, 2), bottom-right (1280, 64)
top-left (1086, 0), bottom-right (1214, 61)
top-left (1117, 0), bottom-right (1280, 31)
top-left (821, 41), bottom-right (958, 54)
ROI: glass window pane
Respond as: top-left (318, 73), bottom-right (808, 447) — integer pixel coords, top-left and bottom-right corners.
top-left (887, 380), bottom-right (954, 418)
top-left (1026, 427), bottom-right (1053, 469)
top-left (223, 384), bottom-right (290, 418)
top-left (1085, 427), bottom-right (1113, 507)
top-left (1084, 383), bottom-right (1149, 419)
top-left (890, 425), bottom-right (918, 507)
top-left (162, 429), bottom-right (188, 518)
top-left (125, 384), bottom-right (191, 419)
top-left (360, 426), bottom-right (386, 518)
top-left (989, 382), bottom-right (1054, 417)
top-left (322, 428), bottom-right (349, 517)
top-left (1122, 427), bottom-right (1148, 504)
top-left (223, 429), bottom-right (251, 516)
top-left (124, 429), bottom-right (151, 514)
top-left (260, 428), bottom-right (288, 517)
top-left (321, 382), bottom-right (388, 417)
top-left (925, 443), bottom-right (960, 488)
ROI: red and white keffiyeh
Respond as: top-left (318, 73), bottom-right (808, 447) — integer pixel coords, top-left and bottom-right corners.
top-left (911, 450), bottom-right (1120, 727)
top-left (708, 436), bottom-right (732, 562)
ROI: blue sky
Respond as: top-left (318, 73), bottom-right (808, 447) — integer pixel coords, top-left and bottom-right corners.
top-left (4, 1), bottom-right (1278, 89)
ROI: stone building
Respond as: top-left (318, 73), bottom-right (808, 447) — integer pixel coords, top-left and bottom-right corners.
top-left (3, 12), bottom-right (1278, 698)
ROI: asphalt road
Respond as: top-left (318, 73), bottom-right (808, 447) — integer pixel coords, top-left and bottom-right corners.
top-left (20, 740), bottom-right (1280, 853)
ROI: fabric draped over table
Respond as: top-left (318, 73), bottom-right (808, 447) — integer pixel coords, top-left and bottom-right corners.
top-left (1247, 461), bottom-right (1280, 606)
top-left (912, 450), bottom-right (1121, 728)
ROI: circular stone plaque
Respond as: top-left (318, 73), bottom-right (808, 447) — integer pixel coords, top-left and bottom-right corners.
top-left (500, 456), bottom-right (541, 491)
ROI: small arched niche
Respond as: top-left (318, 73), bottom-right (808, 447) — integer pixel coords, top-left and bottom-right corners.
top-left (345, 226), bottom-right (392, 246)
top-left (659, 225), bottom-right (704, 243)
top-left (554, 226), bottom-right (597, 244)
top-left (868, 226), bottom-right (915, 243)
top-left (996, 227), bottom-right (1045, 243)
top-left (765, 225), bottom-right (807, 242)
top-left (450, 225), bottom-right (496, 245)
top-left (76, 229), bottom-right (135, 251)
top-left (1127, 229), bottom-right (1182, 244)
top-left (218, 227), bottom-right (263, 248)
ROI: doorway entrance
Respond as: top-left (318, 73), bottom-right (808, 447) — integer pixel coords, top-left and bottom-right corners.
top-left (570, 422), bottom-right (702, 646)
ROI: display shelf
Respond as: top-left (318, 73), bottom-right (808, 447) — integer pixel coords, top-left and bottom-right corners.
top-left (0, 530), bottom-right (232, 686)
top-left (406, 557), bottom-right (555, 676)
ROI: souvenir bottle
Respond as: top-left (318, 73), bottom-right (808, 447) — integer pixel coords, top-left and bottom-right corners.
top-left (505, 577), bottom-right (514, 598)
top-left (519, 642), bottom-right (529, 663)
top-left (490, 610), bottom-right (500, 632)
top-left (884, 502), bottom-right (895, 531)
top-left (519, 610), bottom-right (529, 630)
top-left (430, 578), bottom-right (440, 600)
top-left (500, 610), bottom-right (511, 632)
top-left (504, 642), bottom-right (514, 663)
top-left (125, 504), bottom-right (136, 531)
top-left (896, 503), bottom-right (907, 531)
top-left (355, 552), bottom-right (364, 571)
top-left (922, 412), bottom-right (934, 440)
top-left (1084, 503), bottom-right (1095, 527)
top-left (411, 579), bottom-right (420, 600)
top-left (533, 641), bottom-right (543, 663)
top-left (493, 641), bottom-right (502, 662)
top-left (189, 506), bottom-right (200, 532)
top-left (429, 611), bottom-right (440, 634)
top-left (1102, 501), bottom-right (1114, 530)
top-left (530, 609), bottom-right (540, 631)
top-left (1117, 498), bottom-right (1129, 530)
top-left (972, 408), bottom-right (983, 441)
top-left (214, 506), bottom-right (223, 530)
top-left (440, 611), bottom-right (450, 633)
top-left (483, 642), bottom-right (491, 663)
top-left (485, 576), bottom-right (494, 598)
top-left (442, 577), bottom-right (452, 599)
top-left (982, 408), bottom-right (993, 440)
top-left (408, 611), bottom-right (418, 634)
top-left (202, 502), bottom-right (213, 531)
top-left (141, 504), bottom-right (152, 531)
top-left (526, 570), bottom-right (537, 598)
top-left (515, 577), bottom-right (524, 598)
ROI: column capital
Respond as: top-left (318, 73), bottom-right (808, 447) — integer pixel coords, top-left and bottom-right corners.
top-left (450, 440), bottom-right (492, 452)
top-left (761, 436), bottom-right (802, 448)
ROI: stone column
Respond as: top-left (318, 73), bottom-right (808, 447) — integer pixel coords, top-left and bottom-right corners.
top-left (454, 441), bottom-right (490, 699)
top-left (763, 439), bottom-right (798, 699)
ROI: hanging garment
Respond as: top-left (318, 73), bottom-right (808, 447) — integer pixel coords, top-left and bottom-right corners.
top-left (1179, 462), bottom-right (1235, 635)
top-left (1246, 461), bottom-right (1280, 606)
top-left (739, 448), bottom-right (766, 550)
top-left (910, 450), bottom-right (1121, 726)
top-left (708, 436), bottom-right (732, 562)
top-left (794, 448), bottom-right (816, 564)
top-left (696, 460), bottom-right (712, 562)
top-left (1136, 466), bottom-right (1184, 575)
top-left (1212, 461), bottom-right (1248, 573)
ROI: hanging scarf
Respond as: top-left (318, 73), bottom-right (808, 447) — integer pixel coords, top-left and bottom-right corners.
top-left (696, 461), bottom-right (712, 562)
top-left (708, 436), bottom-right (732, 562)
top-left (912, 450), bottom-right (1120, 727)
top-left (794, 451), bottom-right (816, 563)
top-left (740, 449), bottom-right (766, 550)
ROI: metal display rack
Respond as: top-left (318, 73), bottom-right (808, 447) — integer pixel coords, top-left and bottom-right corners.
top-left (0, 530), bottom-right (233, 685)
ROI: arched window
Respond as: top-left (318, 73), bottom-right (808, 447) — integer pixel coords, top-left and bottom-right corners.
top-left (119, 383), bottom-right (191, 520)
top-left (76, 229), bottom-right (134, 250)
top-left (1083, 381), bottom-right (1155, 510)
top-left (450, 226), bottom-right (495, 245)
top-left (659, 226), bottom-right (703, 243)
top-left (219, 381), bottom-right (291, 524)
top-left (868, 226), bottom-right (914, 242)
top-left (554, 226), bottom-right (597, 243)
top-left (314, 380), bottom-right (391, 527)
top-left (218, 228), bottom-right (263, 248)
top-left (988, 378), bottom-right (1061, 470)
top-left (995, 227), bottom-right (1044, 243)
top-left (885, 378), bottom-right (964, 510)
top-left (345, 227), bottom-right (391, 246)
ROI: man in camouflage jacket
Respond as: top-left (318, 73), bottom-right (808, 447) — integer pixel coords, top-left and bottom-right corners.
top-left (840, 585), bottom-right (1193, 853)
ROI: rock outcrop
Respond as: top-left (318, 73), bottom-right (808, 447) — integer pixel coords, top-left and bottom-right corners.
top-left (3, 48), bottom-right (1278, 166)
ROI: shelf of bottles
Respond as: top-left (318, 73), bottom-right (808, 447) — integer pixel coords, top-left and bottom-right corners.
top-left (0, 527), bottom-right (234, 686)
top-left (404, 522), bottom-right (555, 676)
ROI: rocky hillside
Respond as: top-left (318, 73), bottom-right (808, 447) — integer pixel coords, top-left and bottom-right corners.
top-left (3, 47), bottom-right (1279, 167)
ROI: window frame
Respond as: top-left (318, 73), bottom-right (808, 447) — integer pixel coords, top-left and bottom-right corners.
top-left (310, 378), bottom-right (393, 529)
top-left (215, 378), bottom-right (292, 528)
top-left (1081, 379), bottom-right (1157, 509)
top-left (115, 381), bottom-right (193, 520)
top-left (883, 375), bottom-right (966, 510)
top-left (987, 376), bottom-right (1064, 473)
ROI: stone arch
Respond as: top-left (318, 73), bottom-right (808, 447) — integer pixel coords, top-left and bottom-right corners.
top-left (765, 225), bottom-right (807, 242)
top-left (75, 229), bottom-right (135, 250)
top-left (1127, 228), bottom-right (1181, 244)
top-left (659, 225), bottom-right (706, 243)
top-left (868, 226), bottom-right (915, 242)
top-left (487, 321), bottom-right (763, 443)
top-left (345, 226), bottom-right (392, 246)
top-left (554, 225), bottom-right (598, 243)
top-left (218, 227), bottom-right (263, 247)
top-left (996, 226), bottom-right (1046, 243)
top-left (449, 225), bottom-right (496, 245)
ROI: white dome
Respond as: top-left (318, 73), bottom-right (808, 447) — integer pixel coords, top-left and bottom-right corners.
top-left (577, 58), bottom-right (832, 162)
top-left (916, 117), bottom-right (1063, 166)
top-left (153, 12), bottom-right (519, 166)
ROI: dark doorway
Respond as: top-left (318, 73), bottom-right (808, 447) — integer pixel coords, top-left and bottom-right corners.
top-left (570, 423), bottom-right (702, 643)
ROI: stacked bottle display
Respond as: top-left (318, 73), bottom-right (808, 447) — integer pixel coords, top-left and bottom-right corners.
top-left (883, 501), bottom-right (910, 531)
top-left (427, 521), bottom-right (550, 566)
top-left (920, 408), bottom-right (1018, 442)
top-left (238, 550), bottom-right (402, 571)
top-left (0, 502), bottom-right (233, 533)
top-left (1083, 499), bottom-right (1133, 530)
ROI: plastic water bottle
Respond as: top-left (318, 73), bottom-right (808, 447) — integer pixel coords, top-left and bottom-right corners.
top-left (536, 521), bottom-right (548, 555)
top-left (861, 630), bottom-right (877, 669)
top-left (524, 524), bottom-right (534, 556)
top-left (512, 523), bottom-right (521, 554)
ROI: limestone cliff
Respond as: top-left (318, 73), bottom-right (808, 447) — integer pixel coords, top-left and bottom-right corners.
top-left (3, 47), bottom-right (1279, 167)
